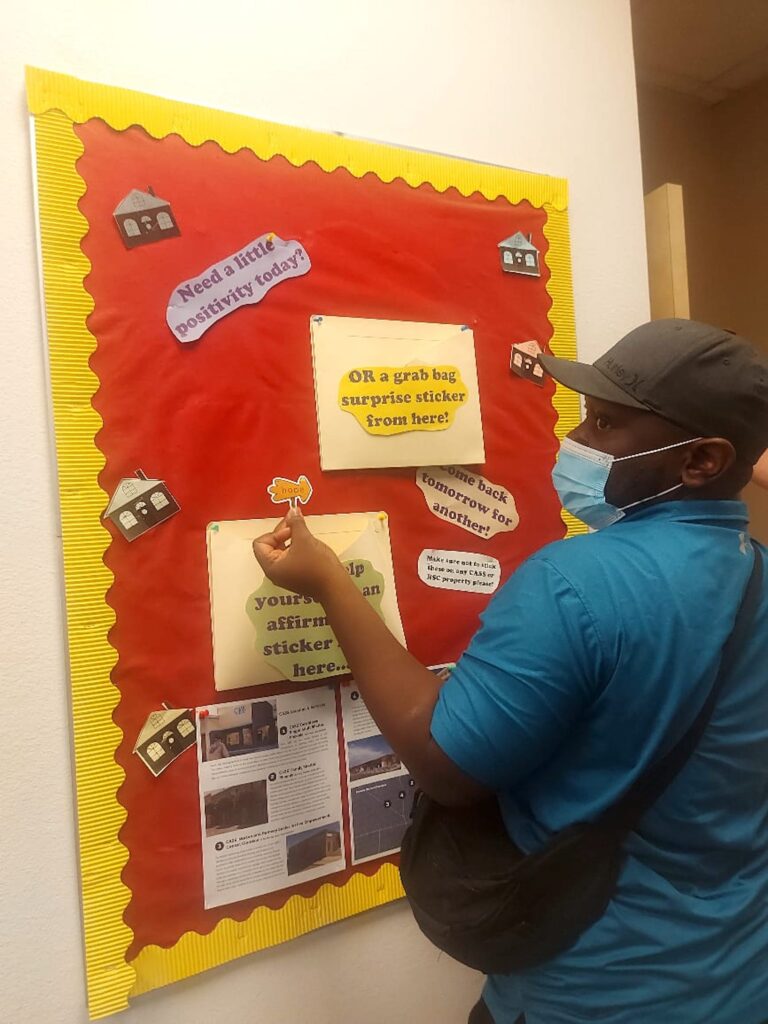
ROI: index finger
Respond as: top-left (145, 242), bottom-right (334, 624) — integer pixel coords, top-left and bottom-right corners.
top-left (256, 514), bottom-right (290, 541)
top-left (254, 523), bottom-right (290, 549)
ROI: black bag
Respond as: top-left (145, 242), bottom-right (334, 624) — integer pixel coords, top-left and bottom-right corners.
top-left (400, 546), bottom-right (763, 975)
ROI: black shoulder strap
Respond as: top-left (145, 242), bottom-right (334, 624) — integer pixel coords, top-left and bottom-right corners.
top-left (600, 543), bottom-right (763, 834)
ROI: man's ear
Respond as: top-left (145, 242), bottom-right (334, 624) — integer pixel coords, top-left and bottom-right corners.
top-left (682, 438), bottom-right (736, 489)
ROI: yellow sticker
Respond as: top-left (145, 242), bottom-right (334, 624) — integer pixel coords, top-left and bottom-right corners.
top-left (267, 474), bottom-right (313, 507)
top-left (338, 364), bottom-right (468, 436)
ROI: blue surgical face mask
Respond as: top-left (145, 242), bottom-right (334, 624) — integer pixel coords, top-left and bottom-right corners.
top-left (552, 435), bottom-right (702, 530)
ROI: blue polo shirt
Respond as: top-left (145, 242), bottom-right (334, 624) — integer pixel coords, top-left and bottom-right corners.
top-left (431, 501), bottom-right (768, 1024)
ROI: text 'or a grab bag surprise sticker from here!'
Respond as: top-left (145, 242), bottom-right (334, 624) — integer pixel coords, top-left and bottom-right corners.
top-left (338, 365), bottom-right (468, 436)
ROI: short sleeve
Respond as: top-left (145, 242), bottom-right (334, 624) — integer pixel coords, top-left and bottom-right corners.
top-left (430, 554), bottom-right (606, 791)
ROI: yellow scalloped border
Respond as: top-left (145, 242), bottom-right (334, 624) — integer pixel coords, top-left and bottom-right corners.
top-left (544, 209), bottom-right (588, 537)
top-left (130, 862), bottom-right (404, 996)
top-left (31, 106), bottom-right (134, 1020)
top-left (26, 67), bottom-right (567, 210)
top-left (27, 67), bottom-right (580, 1018)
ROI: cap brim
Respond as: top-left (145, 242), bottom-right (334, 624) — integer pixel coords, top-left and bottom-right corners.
top-left (539, 353), bottom-right (648, 410)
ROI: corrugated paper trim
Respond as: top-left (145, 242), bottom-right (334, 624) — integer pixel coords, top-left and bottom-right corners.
top-left (27, 66), bottom-right (581, 1016)
top-left (129, 863), bottom-right (404, 995)
top-left (32, 107), bottom-right (135, 1019)
top-left (26, 67), bottom-right (567, 211)
top-left (543, 208), bottom-right (586, 537)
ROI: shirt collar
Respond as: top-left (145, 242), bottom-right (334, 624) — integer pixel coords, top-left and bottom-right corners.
top-left (623, 499), bottom-right (748, 528)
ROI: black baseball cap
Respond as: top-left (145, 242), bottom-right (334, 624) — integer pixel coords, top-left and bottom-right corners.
top-left (539, 319), bottom-right (768, 463)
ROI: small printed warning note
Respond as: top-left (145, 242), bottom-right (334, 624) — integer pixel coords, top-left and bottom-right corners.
top-left (416, 466), bottom-right (519, 539)
top-left (338, 365), bottom-right (468, 436)
top-left (417, 549), bottom-right (501, 594)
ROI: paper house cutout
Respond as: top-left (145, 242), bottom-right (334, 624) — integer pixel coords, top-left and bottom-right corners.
top-left (498, 231), bottom-right (540, 277)
top-left (113, 187), bottom-right (180, 249)
top-left (510, 340), bottom-right (545, 386)
top-left (133, 708), bottom-right (196, 777)
top-left (104, 469), bottom-right (180, 541)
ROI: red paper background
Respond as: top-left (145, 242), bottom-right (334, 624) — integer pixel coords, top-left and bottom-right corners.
top-left (75, 119), bottom-right (566, 957)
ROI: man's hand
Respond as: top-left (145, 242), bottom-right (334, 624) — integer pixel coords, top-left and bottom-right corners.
top-left (252, 506), bottom-right (350, 601)
top-left (254, 507), bottom-right (486, 806)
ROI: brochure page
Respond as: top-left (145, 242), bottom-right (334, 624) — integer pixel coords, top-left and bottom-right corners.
top-left (197, 686), bottom-right (345, 909)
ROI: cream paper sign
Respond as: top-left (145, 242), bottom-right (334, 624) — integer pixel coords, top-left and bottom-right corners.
top-left (207, 513), bottom-right (405, 690)
top-left (311, 316), bottom-right (485, 470)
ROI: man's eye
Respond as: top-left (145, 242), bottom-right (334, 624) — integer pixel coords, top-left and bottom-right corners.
top-left (595, 415), bottom-right (610, 430)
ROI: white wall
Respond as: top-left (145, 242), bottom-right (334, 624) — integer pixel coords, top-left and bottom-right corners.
top-left (0, 2), bottom-right (648, 1022)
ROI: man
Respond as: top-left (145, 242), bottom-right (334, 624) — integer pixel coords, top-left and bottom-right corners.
top-left (207, 733), bottom-right (230, 760)
top-left (752, 450), bottom-right (768, 488)
top-left (254, 320), bottom-right (768, 1024)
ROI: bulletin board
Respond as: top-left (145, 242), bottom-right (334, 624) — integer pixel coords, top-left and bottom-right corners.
top-left (26, 66), bottom-right (582, 1019)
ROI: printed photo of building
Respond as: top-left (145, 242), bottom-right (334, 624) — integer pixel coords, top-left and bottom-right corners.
top-left (202, 699), bottom-right (279, 761)
top-left (347, 734), bottom-right (402, 782)
top-left (286, 823), bottom-right (343, 876)
top-left (204, 780), bottom-right (268, 836)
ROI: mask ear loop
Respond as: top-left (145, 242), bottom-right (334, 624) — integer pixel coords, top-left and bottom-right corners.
top-left (614, 437), bottom-right (702, 512)
top-left (619, 482), bottom-right (685, 512)
top-left (614, 437), bottom-right (703, 463)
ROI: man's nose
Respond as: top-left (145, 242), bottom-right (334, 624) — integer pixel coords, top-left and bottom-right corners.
top-left (567, 421), bottom-right (589, 445)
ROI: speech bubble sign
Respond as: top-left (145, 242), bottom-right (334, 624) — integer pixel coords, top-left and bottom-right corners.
top-left (246, 559), bottom-right (385, 681)
top-left (417, 549), bottom-right (501, 594)
top-left (416, 465), bottom-right (519, 539)
top-left (167, 233), bottom-right (311, 343)
top-left (338, 364), bottom-right (468, 436)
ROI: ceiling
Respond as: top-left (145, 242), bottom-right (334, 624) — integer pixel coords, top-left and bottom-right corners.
top-left (632, 0), bottom-right (768, 103)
